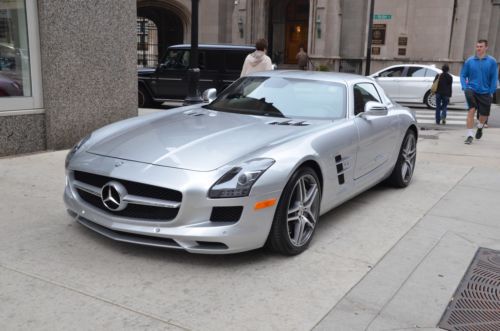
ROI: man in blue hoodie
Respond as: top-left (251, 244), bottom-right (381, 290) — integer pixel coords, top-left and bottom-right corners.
top-left (461, 39), bottom-right (498, 144)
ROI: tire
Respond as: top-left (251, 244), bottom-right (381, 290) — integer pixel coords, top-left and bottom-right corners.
top-left (266, 167), bottom-right (321, 255)
top-left (138, 85), bottom-right (153, 108)
top-left (424, 90), bottom-right (436, 109)
top-left (388, 130), bottom-right (417, 188)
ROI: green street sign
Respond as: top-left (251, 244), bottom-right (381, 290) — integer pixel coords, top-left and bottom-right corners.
top-left (374, 14), bottom-right (392, 20)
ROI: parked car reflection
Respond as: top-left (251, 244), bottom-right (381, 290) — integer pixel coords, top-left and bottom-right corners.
top-left (0, 73), bottom-right (22, 97)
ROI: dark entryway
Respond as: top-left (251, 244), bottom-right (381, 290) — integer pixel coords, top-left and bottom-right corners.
top-left (268, 0), bottom-right (309, 66)
top-left (137, 6), bottom-right (183, 67)
top-left (285, 0), bottom-right (309, 64)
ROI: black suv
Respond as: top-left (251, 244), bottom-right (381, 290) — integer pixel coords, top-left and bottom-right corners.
top-left (138, 44), bottom-right (255, 107)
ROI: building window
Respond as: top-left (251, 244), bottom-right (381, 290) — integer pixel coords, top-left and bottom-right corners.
top-left (0, 0), bottom-right (42, 112)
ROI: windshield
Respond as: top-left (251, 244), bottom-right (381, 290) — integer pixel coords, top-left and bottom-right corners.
top-left (205, 76), bottom-right (347, 120)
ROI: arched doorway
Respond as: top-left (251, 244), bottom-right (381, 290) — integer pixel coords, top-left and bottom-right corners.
top-left (268, 0), bottom-right (309, 66)
top-left (285, 0), bottom-right (309, 64)
top-left (137, 6), bottom-right (184, 67)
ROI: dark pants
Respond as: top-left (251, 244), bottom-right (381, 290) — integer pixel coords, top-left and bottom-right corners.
top-left (435, 93), bottom-right (449, 124)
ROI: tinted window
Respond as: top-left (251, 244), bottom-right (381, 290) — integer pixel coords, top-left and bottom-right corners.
top-left (162, 50), bottom-right (189, 69)
top-left (406, 67), bottom-right (427, 77)
top-left (199, 51), bottom-right (219, 70)
top-left (379, 67), bottom-right (404, 77)
top-left (354, 83), bottom-right (381, 115)
top-left (225, 51), bottom-right (248, 71)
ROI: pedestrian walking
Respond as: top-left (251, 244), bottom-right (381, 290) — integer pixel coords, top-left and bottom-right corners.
top-left (240, 38), bottom-right (273, 77)
top-left (433, 64), bottom-right (453, 125)
top-left (296, 46), bottom-right (309, 70)
top-left (460, 39), bottom-right (498, 144)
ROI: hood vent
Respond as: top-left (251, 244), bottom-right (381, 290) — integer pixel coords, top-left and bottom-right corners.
top-left (268, 120), bottom-right (309, 126)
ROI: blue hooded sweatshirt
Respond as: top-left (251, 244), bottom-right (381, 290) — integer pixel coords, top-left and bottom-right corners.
top-left (460, 55), bottom-right (498, 95)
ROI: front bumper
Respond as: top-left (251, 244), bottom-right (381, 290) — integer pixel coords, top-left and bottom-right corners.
top-left (64, 155), bottom-right (282, 254)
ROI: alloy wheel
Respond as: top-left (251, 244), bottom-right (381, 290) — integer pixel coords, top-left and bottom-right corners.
top-left (286, 174), bottom-right (320, 247)
top-left (401, 133), bottom-right (417, 184)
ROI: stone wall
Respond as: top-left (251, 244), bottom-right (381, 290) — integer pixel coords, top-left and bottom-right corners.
top-left (37, 0), bottom-right (138, 150)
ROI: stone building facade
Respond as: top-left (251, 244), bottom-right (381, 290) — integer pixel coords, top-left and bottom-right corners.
top-left (138, 0), bottom-right (500, 75)
top-left (1, 0), bottom-right (136, 157)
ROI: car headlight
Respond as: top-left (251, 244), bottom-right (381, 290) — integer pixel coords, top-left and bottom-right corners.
top-left (208, 158), bottom-right (275, 198)
top-left (65, 134), bottom-right (91, 168)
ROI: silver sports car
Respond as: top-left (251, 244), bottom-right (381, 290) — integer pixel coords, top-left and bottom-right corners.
top-left (64, 71), bottom-right (417, 255)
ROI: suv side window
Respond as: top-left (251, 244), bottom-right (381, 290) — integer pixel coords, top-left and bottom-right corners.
top-left (162, 50), bottom-right (189, 69)
top-left (203, 50), bottom-right (220, 70)
top-left (225, 51), bottom-right (248, 72)
top-left (354, 83), bottom-right (381, 115)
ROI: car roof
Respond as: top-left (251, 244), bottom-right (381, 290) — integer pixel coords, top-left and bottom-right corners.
top-left (245, 70), bottom-right (368, 84)
top-left (168, 44), bottom-right (255, 51)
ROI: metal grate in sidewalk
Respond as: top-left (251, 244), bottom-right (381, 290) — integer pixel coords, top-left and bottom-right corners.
top-left (438, 247), bottom-right (500, 331)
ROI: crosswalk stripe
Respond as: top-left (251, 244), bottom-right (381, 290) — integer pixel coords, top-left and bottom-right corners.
top-left (416, 114), bottom-right (466, 119)
top-left (417, 119), bottom-right (465, 125)
top-left (414, 109), bottom-right (467, 126)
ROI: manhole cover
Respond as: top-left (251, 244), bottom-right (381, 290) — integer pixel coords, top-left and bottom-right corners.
top-left (438, 247), bottom-right (500, 331)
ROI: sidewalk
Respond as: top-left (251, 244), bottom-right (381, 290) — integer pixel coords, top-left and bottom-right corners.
top-left (0, 106), bottom-right (499, 330)
top-left (315, 123), bottom-right (500, 330)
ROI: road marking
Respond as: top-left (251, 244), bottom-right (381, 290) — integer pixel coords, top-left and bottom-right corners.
top-left (414, 109), bottom-right (467, 126)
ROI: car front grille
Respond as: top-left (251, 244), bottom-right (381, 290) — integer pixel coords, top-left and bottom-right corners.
top-left (72, 171), bottom-right (182, 221)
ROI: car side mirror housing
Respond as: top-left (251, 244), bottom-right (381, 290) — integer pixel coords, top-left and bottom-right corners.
top-left (361, 101), bottom-right (388, 116)
top-left (202, 88), bottom-right (217, 103)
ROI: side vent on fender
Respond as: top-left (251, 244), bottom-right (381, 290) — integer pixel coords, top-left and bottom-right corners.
top-left (335, 154), bottom-right (345, 185)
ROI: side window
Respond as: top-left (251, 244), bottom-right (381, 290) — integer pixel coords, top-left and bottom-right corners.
top-left (203, 51), bottom-right (219, 70)
top-left (379, 67), bottom-right (404, 77)
top-left (162, 50), bottom-right (189, 69)
top-left (353, 83), bottom-right (381, 115)
top-left (225, 51), bottom-right (248, 71)
top-left (425, 69), bottom-right (438, 77)
top-left (406, 67), bottom-right (427, 77)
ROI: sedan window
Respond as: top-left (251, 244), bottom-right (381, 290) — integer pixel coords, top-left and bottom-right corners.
top-left (379, 67), bottom-right (404, 77)
top-left (425, 69), bottom-right (439, 77)
top-left (406, 67), bottom-right (427, 77)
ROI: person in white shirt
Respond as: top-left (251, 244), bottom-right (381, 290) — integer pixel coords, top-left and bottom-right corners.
top-left (240, 39), bottom-right (273, 77)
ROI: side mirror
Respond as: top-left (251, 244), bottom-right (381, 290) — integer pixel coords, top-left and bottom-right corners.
top-left (360, 101), bottom-right (388, 117)
top-left (202, 88), bottom-right (217, 103)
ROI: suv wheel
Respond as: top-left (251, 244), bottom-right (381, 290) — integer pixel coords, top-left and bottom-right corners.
top-left (138, 85), bottom-right (153, 108)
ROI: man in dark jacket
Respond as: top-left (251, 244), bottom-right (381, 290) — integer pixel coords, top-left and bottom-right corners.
top-left (433, 64), bottom-right (453, 125)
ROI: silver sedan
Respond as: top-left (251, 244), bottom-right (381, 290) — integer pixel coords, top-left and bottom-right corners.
top-left (64, 71), bottom-right (418, 255)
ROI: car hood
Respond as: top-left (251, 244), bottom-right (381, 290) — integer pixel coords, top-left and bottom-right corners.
top-left (87, 108), bottom-right (323, 171)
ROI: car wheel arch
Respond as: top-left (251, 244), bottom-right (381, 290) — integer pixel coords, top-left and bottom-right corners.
top-left (291, 159), bottom-right (324, 196)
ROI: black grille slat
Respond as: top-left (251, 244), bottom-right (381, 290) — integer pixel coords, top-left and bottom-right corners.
top-left (73, 171), bottom-right (182, 202)
top-left (77, 190), bottom-right (179, 221)
top-left (72, 170), bottom-right (182, 222)
top-left (210, 206), bottom-right (243, 223)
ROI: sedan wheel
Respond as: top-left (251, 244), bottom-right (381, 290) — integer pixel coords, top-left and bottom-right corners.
top-left (267, 167), bottom-right (321, 255)
top-left (425, 90), bottom-right (436, 109)
top-left (388, 130), bottom-right (417, 188)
